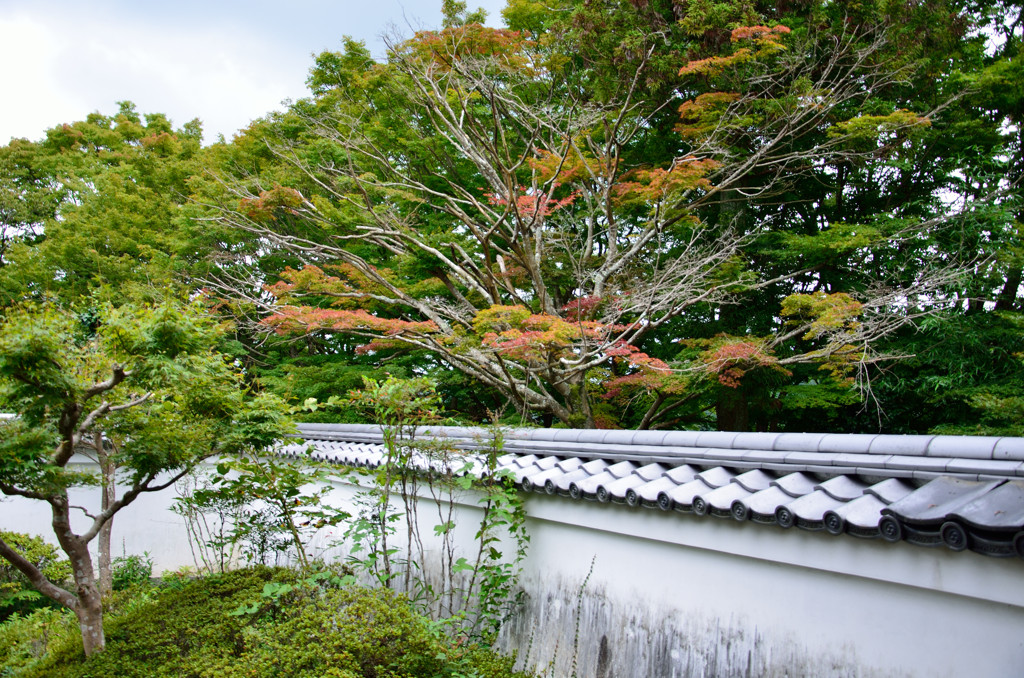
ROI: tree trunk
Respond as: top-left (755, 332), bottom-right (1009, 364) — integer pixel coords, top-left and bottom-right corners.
top-left (53, 499), bottom-right (106, 655)
top-left (96, 432), bottom-right (115, 597)
top-left (716, 387), bottom-right (750, 432)
top-left (64, 538), bottom-right (105, 655)
top-left (995, 264), bottom-right (1022, 311)
top-left (74, 585), bottom-right (106, 656)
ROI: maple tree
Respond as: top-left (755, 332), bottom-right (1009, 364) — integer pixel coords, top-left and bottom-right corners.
top-left (199, 3), bottom-right (987, 431)
top-left (0, 301), bottom-right (291, 655)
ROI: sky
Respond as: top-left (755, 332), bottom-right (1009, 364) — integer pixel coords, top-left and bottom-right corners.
top-left (0, 0), bottom-right (508, 145)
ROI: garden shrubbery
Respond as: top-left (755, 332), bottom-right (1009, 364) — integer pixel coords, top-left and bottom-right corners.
top-left (0, 566), bottom-right (530, 678)
top-left (0, 531), bottom-right (73, 621)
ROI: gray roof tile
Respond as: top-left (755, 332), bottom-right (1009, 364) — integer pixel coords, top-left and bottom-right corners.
top-left (601, 474), bottom-right (647, 503)
top-left (291, 424), bottom-right (1024, 559)
top-left (945, 459), bottom-right (1024, 475)
top-left (514, 454), bottom-right (539, 468)
top-left (803, 464), bottom-right (847, 475)
top-left (771, 472), bottom-right (819, 497)
top-left (816, 476), bottom-right (869, 501)
top-left (824, 494), bottom-right (886, 535)
top-left (776, 451), bottom-right (822, 465)
top-left (556, 458), bottom-right (584, 472)
top-left (772, 433), bottom-right (826, 452)
top-left (630, 431), bottom-right (669, 446)
top-left (885, 455), bottom-right (949, 472)
top-left (732, 469), bottom-right (774, 493)
top-left (572, 471), bottom-right (618, 498)
top-left (510, 463), bottom-right (545, 483)
top-left (659, 431), bottom-right (704, 447)
top-left (635, 476), bottom-right (682, 505)
top-left (665, 478), bottom-right (711, 509)
top-left (732, 432), bottom-right (782, 450)
top-left (740, 486), bottom-right (793, 521)
top-left (784, 490), bottom-right (845, 529)
top-left (912, 470), bottom-right (952, 481)
top-left (635, 463), bottom-right (668, 481)
top-left (606, 460), bottom-right (639, 479)
top-left (868, 435), bottom-right (934, 456)
top-left (828, 453), bottom-right (885, 468)
top-left (696, 467), bottom-right (736, 489)
top-left (701, 448), bottom-right (749, 463)
top-left (927, 436), bottom-right (998, 460)
top-left (521, 466), bottom-right (563, 492)
top-left (695, 482), bottom-right (752, 516)
top-left (550, 430), bottom-right (584, 443)
top-left (547, 467), bottom-right (591, 494)
top-left (948, 480), bottom-right (1024, 531)
top-left (884, 477), bottom-right (1004, 524)
top-left (695, 431), bottom-right (740, 448)
top-left (574, 430), bottom-right (616, 444)
top-left (740, 449), bottom-right (791, 464)
top-left (994, 438), bottom-right (1024, 461)
top-left (534, 456), bottom-right (560, 471)
top-left (818, 434), bottom-right (879, 454)
top-left (666, 465), bottom-right (701, 484)
top-left (862, 466), bottom-right (918, 481)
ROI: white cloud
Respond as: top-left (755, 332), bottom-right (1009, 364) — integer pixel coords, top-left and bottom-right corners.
top-left (0, 0), bottom-right (509, 145)
top-left (1, 10), bottom-right (310, 144)
top-left (0, 14), bottom-right (91, 143)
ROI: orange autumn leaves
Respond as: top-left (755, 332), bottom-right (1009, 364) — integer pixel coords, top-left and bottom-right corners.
top-left (679, 24), bottom-right (791, 77)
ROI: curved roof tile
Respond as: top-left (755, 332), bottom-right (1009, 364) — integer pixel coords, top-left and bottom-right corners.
top-left (290, 424), bottom-right (1024, 560)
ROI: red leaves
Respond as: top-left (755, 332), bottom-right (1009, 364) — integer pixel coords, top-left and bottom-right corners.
top-left (613, 157), bottom-right (722, 202)
top-left (701, 339), bottom-right (790, 388)
top-left (486, 189), bottom-right (578, 218)
top-left (561, 295), bottom-right (602, 322)
top-left (262, 307), bottom-right (438, 337)
top-left (678, 24), bottom-right (790, 77)
top-left (239, 185), bottom-right (306, 223)
top-left (730, 25), bottom-right (791, 42)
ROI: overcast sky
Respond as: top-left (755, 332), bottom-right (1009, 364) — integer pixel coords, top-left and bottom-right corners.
top-left (0, 0), bottom-right (508, 145)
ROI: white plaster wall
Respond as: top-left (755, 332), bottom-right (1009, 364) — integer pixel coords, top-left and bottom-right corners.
top-left (0, 459), bottom-right (199, 572)
top-left (509, 494), bottom-right (1024, 677)
top-left (2, 461), bottom-right (1023, 677)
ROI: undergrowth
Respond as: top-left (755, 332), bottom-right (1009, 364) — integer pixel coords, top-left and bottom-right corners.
top-left (0, 566), bottom-right (532, 678)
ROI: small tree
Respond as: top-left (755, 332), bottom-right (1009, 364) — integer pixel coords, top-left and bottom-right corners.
top-left (0, 301), bottom-right (291, 656)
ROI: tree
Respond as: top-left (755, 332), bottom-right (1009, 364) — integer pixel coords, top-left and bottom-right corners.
top-left (205, 2), bottom-right (985, 429)
top-left (0, 300), bottom-right (291, 655)
top-left (0, 102), bottom-right (205, 307)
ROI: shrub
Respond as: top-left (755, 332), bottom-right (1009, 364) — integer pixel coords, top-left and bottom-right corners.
top-left (110, 553), bottom-right (153, 591)
top-left (0, 532), bottom-right (73, 621)
top-left (13, 566), bottom-right (530, 678)
top-left (0, 607), bottom-right (78, 676)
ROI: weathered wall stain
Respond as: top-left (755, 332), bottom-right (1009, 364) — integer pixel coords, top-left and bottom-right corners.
top-left (497, 571), bottom-right (910, 678)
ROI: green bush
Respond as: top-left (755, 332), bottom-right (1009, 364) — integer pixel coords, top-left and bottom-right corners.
top-left (110, 553), bottom-right (153, 591)
top-left (0, 607), bottom-right (78, 677)
top-left (11, 566), bottom-right (530, 678)
top-left (0, 532), bottom-right (73, 621)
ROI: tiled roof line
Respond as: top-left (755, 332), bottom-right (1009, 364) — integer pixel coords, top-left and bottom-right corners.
top-left (289, 424), bottom-right (1024, 560)
top-left (294, 424), bottom-right (1024, 481)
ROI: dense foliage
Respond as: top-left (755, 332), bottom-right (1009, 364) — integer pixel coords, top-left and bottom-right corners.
top-left (194, 0), bottom-right (1024, 433)
top-left (0, 566), bottom-right (530, 678)
top-left (0, 301), bottom-right (293, 654)
top-left (0, 1), bottom-right (1020, 433)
